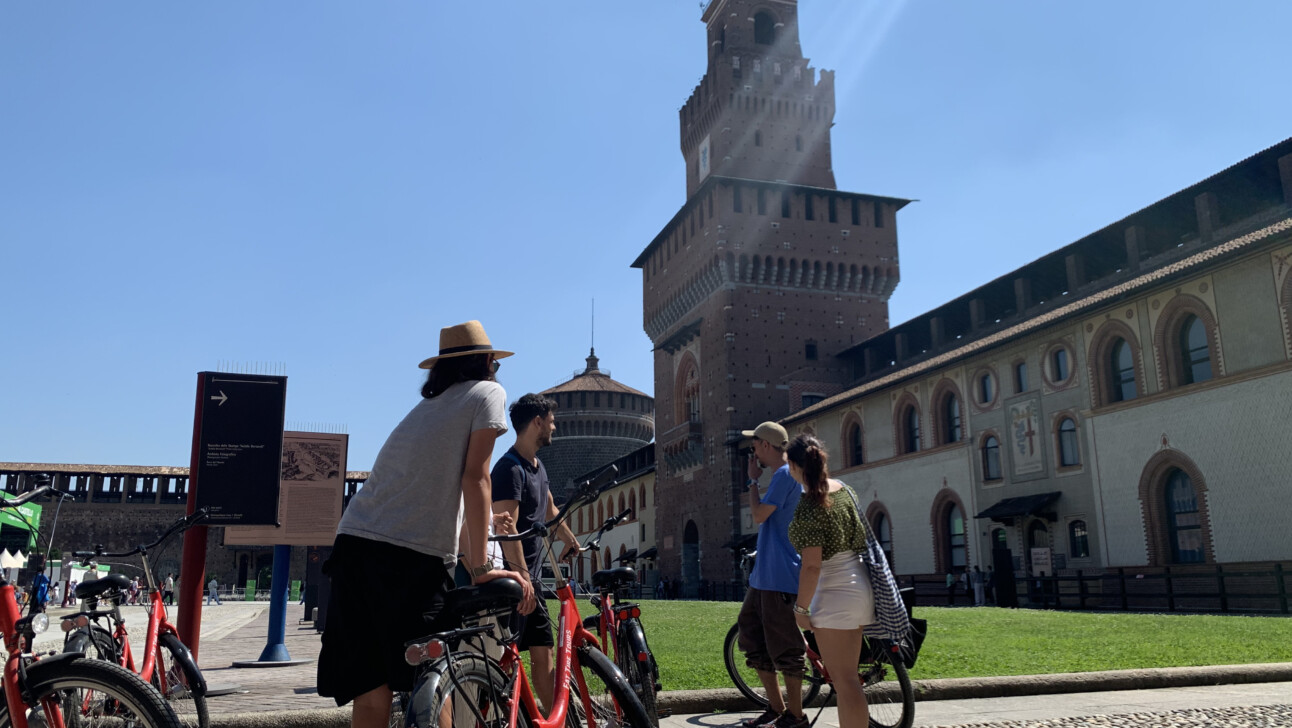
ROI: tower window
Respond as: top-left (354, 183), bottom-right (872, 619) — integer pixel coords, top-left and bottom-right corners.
top-left (781, 192), bottom-right (791, 218)
top-left (828, 196), bottom-right (837, 223)
top-left (796, 135), bottom-right (803, 152)
top-left (805, 341), bottom-right (818, 360)
top-left (804, 195), bottom-right (814, 221)
top-left (754, 130), bottom-right (762, 147)
top-left (851, 199), bottom-right (861, 226)
top-left (757, 189), bottom-right (767, 215)
top-left (754, 12), bottom-right (776, 45)
top-left (733, 185), bottom-right (743, 213)
top-left (874, 201), bottom-right (885, 228)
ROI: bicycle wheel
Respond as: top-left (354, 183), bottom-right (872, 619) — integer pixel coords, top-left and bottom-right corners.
top-left (722, 624), bottom-right (822, 710)
top-left (615, 621), bottom-right (657, 727)
top-left (859, 642), bottom-right (914, 728)
top-left (14, 657), bottom-right (181, 728)
top-left (151, 637), bottom-right (210, 728)
top-left (566, 646), bottom-right (651, 728)
top-left (414, 652), bottom-right (526, 728)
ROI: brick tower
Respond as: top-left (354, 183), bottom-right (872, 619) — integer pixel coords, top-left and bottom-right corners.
top-left (633, 0), bottom-right (909, 594)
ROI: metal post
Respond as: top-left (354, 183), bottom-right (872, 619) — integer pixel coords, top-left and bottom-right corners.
top-left (177, 374), bottom-right (208, 660)
top-left (1275, 564), bottom-right (1288, 615)
top-left (1165, 567), bottom-right (1175, 612)
top-left (257, 545), bottom-right (293, 662)
top-left (1119, 567), bottom-right (1128, 611)
top-left (1077, 570), bottom-right (1087, 610)
top-left (1216, 564), bottom-right (1228, 613)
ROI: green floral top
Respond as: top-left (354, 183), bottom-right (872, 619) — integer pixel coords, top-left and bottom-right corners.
top-left (788, 484), bottom-right (868, 561)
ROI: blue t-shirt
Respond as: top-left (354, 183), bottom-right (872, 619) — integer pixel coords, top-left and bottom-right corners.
top-left (749, 464), bottom-right (802, 594)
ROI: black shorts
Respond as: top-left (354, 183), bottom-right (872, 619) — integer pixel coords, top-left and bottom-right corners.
top-left (316, 534), bottom-right (453, 706)
top-left (509, 603), bottom-right (555, 651)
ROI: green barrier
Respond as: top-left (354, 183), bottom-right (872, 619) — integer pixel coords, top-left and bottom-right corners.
top-left (289, 580), bottom-right (301, 603)
top-left (245, 580), bottom-right (257, 601)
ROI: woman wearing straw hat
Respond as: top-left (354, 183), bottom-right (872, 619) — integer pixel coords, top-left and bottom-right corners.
top-left (317, 320), bottom-right (536, 728)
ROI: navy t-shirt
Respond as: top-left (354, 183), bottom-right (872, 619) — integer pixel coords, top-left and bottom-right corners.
top-left (490, 447), bottom-right (551, 581)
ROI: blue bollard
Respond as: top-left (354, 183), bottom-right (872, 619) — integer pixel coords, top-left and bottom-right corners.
top-left (257, 544), bottom-right (292, 662)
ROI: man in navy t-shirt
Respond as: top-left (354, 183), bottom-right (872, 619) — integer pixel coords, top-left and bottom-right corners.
top-left (736, 422), bottom-right (807, 728)
top-left (491, 393), bottom-right (578, 713)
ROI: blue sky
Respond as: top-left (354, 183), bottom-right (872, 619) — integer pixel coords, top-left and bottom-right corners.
top-left (3, 2), bottom-right (1290, 471)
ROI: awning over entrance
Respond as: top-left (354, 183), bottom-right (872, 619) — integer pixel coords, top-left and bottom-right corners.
top-left (637, 547), bottom-right (657, 560)
top-left (975, 491), bottom-right (1061, 526)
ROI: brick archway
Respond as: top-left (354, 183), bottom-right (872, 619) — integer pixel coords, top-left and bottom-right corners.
top-left (1088, 319), bottom-right (1146, 407)
top-left (1152, 293), bottom-right (1223, 388)
top-left (839, 411), bottom-right (864, 468)
top-left (1138, 449), bottom-right (1214, 566)
top-left (929, 488), bottom-right (969, 573)
top-left (674, 351), bottom-right (700, 425)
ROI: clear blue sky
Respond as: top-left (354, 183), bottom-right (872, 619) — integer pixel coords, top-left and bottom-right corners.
top-left (3, 2), bottom-right (1290, 471)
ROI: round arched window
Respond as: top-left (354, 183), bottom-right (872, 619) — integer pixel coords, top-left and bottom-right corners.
top-left (1179, 315), bottom-right (1212, 384)
top-left (1111, 339), bottom-right (1137, 401)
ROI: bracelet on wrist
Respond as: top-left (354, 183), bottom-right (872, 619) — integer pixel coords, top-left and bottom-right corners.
top-left (793, 604), bottom-right (811, 616)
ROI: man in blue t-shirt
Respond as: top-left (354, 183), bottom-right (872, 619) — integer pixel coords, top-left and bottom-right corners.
top-left (736, 422), bottom-right (807, 728)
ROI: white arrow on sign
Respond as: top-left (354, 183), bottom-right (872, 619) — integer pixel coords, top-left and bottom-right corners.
top-left (210, 391), bottom-right (229, 407)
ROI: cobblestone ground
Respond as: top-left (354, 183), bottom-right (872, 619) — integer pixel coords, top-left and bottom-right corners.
top-left (924, 704), bottom-right (1292, 727)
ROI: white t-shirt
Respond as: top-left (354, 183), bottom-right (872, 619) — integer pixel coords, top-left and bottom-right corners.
top-left (338, 380), bottom-right (508, 565)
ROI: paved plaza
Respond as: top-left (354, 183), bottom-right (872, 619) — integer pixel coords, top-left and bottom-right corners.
top-left (37, 602), bottom-right (1292, 726)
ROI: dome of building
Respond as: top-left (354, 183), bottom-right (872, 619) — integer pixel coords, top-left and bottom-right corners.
top-left (538, 349), bottom-right (654, 503)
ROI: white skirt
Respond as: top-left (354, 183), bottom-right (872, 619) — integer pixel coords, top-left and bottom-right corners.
top-left (809, 552), bottom-right (876, 630)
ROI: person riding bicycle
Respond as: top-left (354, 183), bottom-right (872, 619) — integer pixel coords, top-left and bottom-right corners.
top-left (785, 434), bottom-right (876, 728)
top-left (737, 422), bottom-right (808, 728)
top-left (491, 393), bottom-right (580, 714)
top-left (316, 321), bottom-right (536, 728)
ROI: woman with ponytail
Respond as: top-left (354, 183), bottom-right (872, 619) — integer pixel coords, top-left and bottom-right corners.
top-left (785, 434), bottom-right (875, 728)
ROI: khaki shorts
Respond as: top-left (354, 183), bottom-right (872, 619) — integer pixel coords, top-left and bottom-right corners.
top-left (736, 587), bottom-right (806, 677)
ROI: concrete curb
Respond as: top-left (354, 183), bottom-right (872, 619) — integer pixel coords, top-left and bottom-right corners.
top-left (206, 662), bottom-right (1292, 727)
top-left (652, 662), bottom-right (1292, 715)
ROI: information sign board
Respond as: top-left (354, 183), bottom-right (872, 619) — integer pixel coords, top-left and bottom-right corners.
top-left (223, 432), bottom-right (348, 546)
top-left (193, 372), bottom-right (287, 526)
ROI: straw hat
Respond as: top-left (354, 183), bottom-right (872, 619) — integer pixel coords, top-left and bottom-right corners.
top-left (418, 320), bottom-right (514, 369)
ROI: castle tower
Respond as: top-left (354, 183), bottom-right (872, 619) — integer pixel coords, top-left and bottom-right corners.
top-left (633, 0), bottom-right (909, 594)
top-left (538, 350), bottom-right (655, 504)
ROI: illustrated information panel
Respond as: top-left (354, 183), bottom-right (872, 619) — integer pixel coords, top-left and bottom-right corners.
top-left (224, 431), bottom-right (348, 546)
top-left (193, 372), bottom-right (287, 525)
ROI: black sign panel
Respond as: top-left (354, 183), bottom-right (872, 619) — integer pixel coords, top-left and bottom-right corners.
top-left (193, 372), bottom-right (287, 525)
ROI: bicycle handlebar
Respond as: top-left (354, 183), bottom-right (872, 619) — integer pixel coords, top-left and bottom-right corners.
top-left (579, 508), bottom-right (633, 554)
top-left (0, 485), bottom-right (66, 510)
top-left (490, 465), bottom-right (619, 544)
top-left (73, 508), bottom-right (210, 560)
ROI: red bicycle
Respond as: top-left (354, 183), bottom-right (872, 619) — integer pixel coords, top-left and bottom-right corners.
top-left (0, 483), bottom-right (180, 728)
top-left (579, 514), bottom-right (660, 726)
top-left (403, 465), bottom-right (652, 728)
top-left (62, 510), bottom-right (210, 728)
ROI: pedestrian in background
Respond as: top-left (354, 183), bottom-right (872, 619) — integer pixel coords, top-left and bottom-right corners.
top-left (945, 571), bottom-right (956, 605)
top-left (206, 576), bottom-right (222, 605)
top-left (986, 566), bottom-right (997, 605)
top-left (162, 573), bottom-right (176, 606)
top-left (971, 565), bottom-right (985, 606)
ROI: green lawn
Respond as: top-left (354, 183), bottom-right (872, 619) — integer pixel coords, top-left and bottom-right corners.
top-left (560, 600), bottom-right (1292, 691)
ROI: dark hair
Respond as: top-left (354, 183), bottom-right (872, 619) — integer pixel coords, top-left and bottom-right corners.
top-left (510, 393), bottom-right (557, 433)
top-left (421, 354), bottom-right (495, 398)
top-left (786, 433), bottom-right (831, 507)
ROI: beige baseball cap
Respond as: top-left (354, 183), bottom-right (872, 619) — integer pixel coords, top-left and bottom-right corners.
top-left (740, 421), bottom-right (789, 449)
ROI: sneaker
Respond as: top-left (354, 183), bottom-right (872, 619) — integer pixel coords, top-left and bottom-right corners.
top-left (740, 709), bottom-right (779, 728)
top-left (769, 712), bottom-right (809, 728)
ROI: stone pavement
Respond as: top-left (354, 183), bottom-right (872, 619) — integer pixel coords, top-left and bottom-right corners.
top-left (669, 682), bottom-right (1292, 727)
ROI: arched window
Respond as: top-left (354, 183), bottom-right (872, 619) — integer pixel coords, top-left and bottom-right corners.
top-left (1051, 347), bottom-right (1070, 383)
top-left (991, 528), bottom-right (1008, 551)
top-left (946, 505), bottom-right (966, 570)
top-left (1110, 338), bottom-right (1137, 402)
top-left (1028, 520), bottom-right (1049, 573)
top-left (903, 406), bottom-right (920, 454)
top-left (1069, 520), bottom-right (1090, 558)
top-left (982, 436), bottom-right (1002, 481)
top-left (1166, 469), bottom-right (1204, 563)
top-left (639, 483), bottom-right (647, 509)
top-left (873, 512), bottom-right (893, 566)
top-left (846, 421), bottom-right (864, 467)
top-left (618, 493), bottom-right (626, 516)
top-left (1014, 362), bottom-right (1028, 393)
top-left (597, 501), bottom-right (604, 525)
top-left (754, 12), bottom-right (776, 45)
top-left (628, 490), bottom-right (637, 520)
top-left (1178, 315), bottom-right (1212, 384)
top-left (943, 394), bottom-right (962, 444)
top-left (1058, 418), bottom-right (1080, 467)
top-left (979, 373), bottom-right (995, 405)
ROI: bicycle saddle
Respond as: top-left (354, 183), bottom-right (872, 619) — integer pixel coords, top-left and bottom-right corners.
top-left (591, 567), bottom-right (635, 589)
top-left (437, 578), bottom-right (524, 623)
top-left (74, 573), bottom-right (131, 600)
